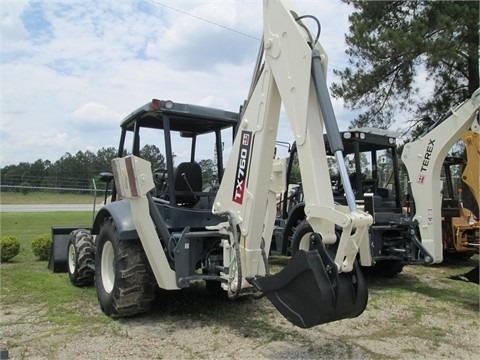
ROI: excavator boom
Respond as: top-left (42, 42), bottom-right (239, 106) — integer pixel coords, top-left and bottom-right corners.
top-left (213, 0), bottom-right (372, 327)
top-left (402, 89), bottom-right (480, 262)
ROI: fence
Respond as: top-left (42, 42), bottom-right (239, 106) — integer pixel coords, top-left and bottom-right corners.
top-left (0, 183), bottom-right (110, 243)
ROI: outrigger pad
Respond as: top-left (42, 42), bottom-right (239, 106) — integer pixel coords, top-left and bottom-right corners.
top-left (252, 250), bottom-right (368, 328)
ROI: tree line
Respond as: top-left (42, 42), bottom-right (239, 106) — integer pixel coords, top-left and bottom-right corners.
top-left (0, 145), bottom-right (219, 192)
top-left (0, 146), bottom-right (164, 191)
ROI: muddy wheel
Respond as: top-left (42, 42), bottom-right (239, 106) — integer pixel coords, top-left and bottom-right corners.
top-left (68, 229), bottom-right (95, 286)
top-left (95, 217), bottom-right (155, 317)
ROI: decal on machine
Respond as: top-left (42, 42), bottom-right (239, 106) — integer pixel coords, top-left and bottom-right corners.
top-left (232, 131), bottom-right (252, 204)
top-left (416, 139), bottom-right (435, 185)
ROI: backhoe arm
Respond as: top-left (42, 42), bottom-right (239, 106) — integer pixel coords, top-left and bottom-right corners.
top-left (402, 89), bottom-right (480, 263)
top-left (213, 0), bottom-right (372, 328)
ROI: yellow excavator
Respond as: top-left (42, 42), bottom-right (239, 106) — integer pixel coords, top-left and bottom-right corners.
top-left (441, 130), bottom-right (479, 262)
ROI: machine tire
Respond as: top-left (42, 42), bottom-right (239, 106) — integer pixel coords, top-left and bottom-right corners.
top-left (290, 220), bottom-right (314, 255)
top-left (68, 229), bottom-right (95, 286)
top-left (95, 217), bottom-right (155, 317)
top-left (363, 260), bottom-right (404, 278)
top-left (285, 218), bottom-right (303, 256)
top-left (290, 220), bottom-right (338, 256)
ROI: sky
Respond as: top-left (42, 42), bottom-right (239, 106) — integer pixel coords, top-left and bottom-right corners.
top-left (1, 0), bottom-right (357, 167)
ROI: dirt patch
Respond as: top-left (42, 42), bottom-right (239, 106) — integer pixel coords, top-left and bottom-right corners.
top-left (1, 263), bottom-right (479, 359)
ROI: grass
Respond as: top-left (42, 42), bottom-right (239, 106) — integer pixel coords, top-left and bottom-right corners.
top-left (0, 211), bottom-right (92, 261)
top-left (0, 212), bottom-right (103, 353)
top-left (1, 211), bottom-right (479, 358)
top-left (1, 211), bottom-right (100, 326)
top-left (0, 191), bottom-right (100, 205)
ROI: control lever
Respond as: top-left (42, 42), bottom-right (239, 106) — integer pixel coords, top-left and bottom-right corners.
top-left (181, 173), bottom-right (197, 201)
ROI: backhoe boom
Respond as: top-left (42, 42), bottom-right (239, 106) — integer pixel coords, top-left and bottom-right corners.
top-left (213, 0), bottom-right (372, 327)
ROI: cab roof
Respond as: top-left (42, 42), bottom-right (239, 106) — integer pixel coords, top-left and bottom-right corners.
top-left (120, 99), bottom-right (240, 135)
top-left (324, 128), bottom-right (398, 155)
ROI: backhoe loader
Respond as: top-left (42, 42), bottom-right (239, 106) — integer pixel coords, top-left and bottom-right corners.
top-left (273, 90), bottom-right (480, 275)
top-left (50, 0), bottom-right (373, 328)
top-left (402, 90), bottom-right (480, 263)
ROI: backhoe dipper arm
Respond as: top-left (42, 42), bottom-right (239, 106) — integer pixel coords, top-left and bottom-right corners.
top-left (213, 0), bottom-right (372, 327)
top-left (402, 89), bottom-right (480, 263)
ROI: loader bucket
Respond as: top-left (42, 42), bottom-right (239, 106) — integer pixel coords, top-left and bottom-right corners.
top-left (48, 226), bottom-right (81, 273)
top-left (251, 249), bottom-right (368, 328)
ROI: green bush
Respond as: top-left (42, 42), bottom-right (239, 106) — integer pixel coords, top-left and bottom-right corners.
top-left (1, 236), bottom-right (20, 263)
top-left (31, 233), bottom-right (52, 261)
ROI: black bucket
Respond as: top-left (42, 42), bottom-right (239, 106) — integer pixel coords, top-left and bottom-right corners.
top-left (48, 226), bottom-right (88, 273)
top-left (251, 249), bottom-right (368, 328)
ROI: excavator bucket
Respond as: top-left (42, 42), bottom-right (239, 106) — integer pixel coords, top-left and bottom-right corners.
top-left (251, 249), bottom-right (368, 328)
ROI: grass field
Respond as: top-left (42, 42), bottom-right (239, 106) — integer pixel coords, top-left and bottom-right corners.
top-left (0, 211), bottom-right (92, 261)
top-left (0, 191), bottom-right (100, 205)
top-left (1, 211), bottom-right (479, 358)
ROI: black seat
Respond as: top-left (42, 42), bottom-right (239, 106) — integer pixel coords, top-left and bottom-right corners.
top-left (173, 162), bottom-right (203, 205)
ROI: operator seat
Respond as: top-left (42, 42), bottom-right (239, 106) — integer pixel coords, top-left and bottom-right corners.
top-left (173, 162), bottom-right (203, 206)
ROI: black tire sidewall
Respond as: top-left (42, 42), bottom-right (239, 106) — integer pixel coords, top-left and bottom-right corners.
top-left (95, 219), bottom-right (118, 316)
top-left (290, 220), bottom-right (313, 256)
top-left (291, 220), bottom-right (339, 258)
top-left (67, 232), bottom-right (79, 280)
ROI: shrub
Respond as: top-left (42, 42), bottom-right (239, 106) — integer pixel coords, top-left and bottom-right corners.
top-left (31, 233), bottom-right (52, 261)
top-left (1, 236), bottom-right (20, 263)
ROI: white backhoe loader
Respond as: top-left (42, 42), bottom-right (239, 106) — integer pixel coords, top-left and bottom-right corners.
top-left (50, 0), bottom-right (373, 328)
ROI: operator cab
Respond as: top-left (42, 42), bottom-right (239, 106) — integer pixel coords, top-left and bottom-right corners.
top-left (110, 99), bottom-right (239, 229)
top-left (324, 128), bottom-right (403, 214)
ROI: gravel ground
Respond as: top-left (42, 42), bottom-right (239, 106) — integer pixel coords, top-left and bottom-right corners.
top-left (1, 262), bottom-right (479, 359)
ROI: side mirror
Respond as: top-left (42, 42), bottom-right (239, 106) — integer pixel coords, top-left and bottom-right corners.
top-left (99, 172), bottom-right (114, 183)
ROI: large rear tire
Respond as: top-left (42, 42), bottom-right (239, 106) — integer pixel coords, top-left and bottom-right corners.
top-left (68, 229), bottom-right (95, 286)
top-left (95, 217), bottom-right (155, 317)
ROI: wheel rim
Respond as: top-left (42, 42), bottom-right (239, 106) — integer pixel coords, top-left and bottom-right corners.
top-left (101, 241), bottom-right (115, 293)
top-left (68, 243), bottom-right (76, 274)
top-left (298, 232), bottom-right (312, 251)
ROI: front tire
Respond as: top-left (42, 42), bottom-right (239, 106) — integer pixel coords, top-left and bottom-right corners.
top-left (68, 229), bottom-right (95, 286)
top-left (95, 217), bottom-right (155, 317)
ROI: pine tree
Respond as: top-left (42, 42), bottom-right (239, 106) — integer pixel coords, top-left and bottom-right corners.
top-left (331, 0), bottom-right (479, 137)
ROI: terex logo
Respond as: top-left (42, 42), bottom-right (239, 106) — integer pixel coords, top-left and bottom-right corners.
top-left (232, 131), bottom-right (252, 204)
top-left (420, 139), bottom-right (435, 172)
top-left (416, 139), bottom-right (435, 185)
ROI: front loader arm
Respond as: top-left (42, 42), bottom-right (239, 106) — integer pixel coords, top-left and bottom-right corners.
top-left (401, 89), bottom-right (480, 263)
top-left (213, 0), bottom-right (372, 327)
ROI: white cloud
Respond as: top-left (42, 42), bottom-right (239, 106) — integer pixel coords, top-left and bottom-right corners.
top-left (69, 102), bottom-right (122, 130)
top-left (1, 0), bottom-right (354, 167)
top-left (1, 1), bottom-right (29, 47)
